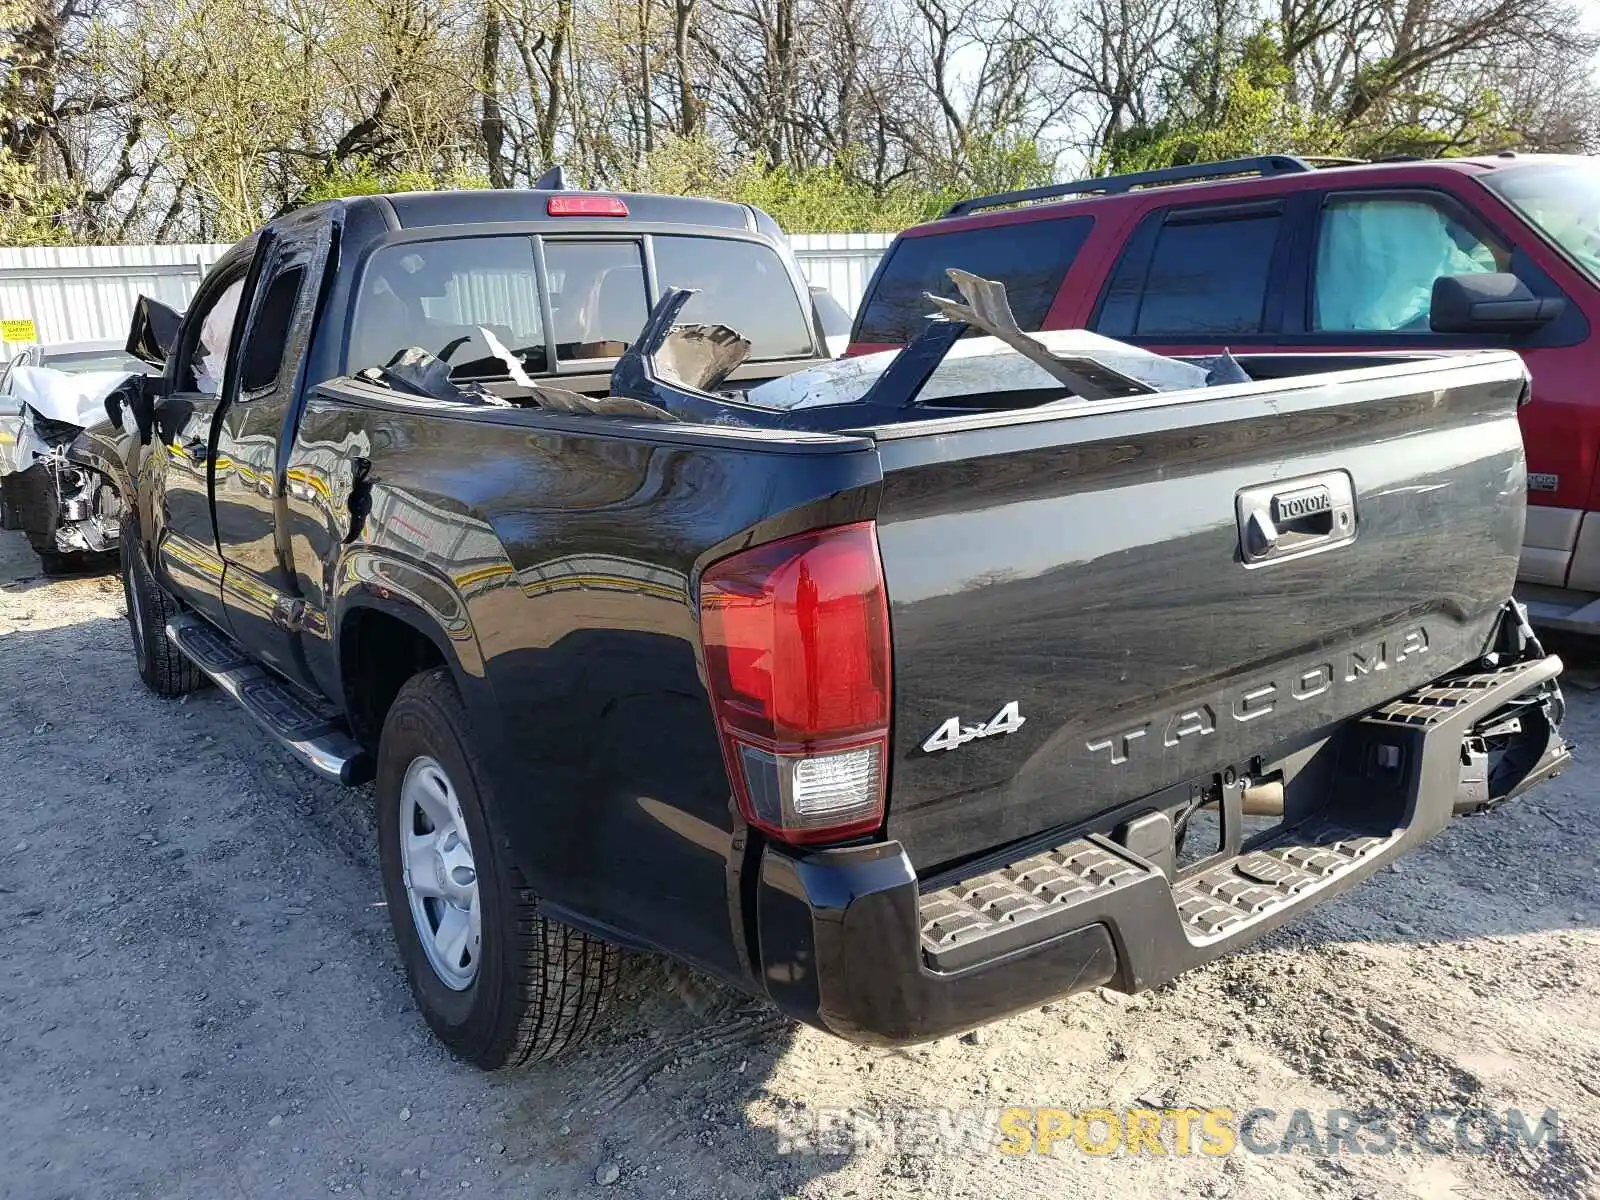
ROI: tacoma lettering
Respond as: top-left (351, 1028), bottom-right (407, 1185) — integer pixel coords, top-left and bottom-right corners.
top-left (1087, 627), bottom-right (1432, 767)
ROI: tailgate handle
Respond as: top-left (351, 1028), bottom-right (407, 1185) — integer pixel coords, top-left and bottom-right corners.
top-left (1237, 471), bottom-right (1356, 566)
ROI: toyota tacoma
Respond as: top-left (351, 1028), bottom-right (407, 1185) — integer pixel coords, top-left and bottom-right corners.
top-left (106, 184), bottom-right (1569, 1070)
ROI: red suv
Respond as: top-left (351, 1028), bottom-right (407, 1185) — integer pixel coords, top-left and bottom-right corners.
top-left (847, 153), bottom-right (1600, 631)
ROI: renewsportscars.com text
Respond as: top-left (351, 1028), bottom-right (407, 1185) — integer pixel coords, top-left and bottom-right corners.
top-left (775, 1105), bottom-right (1562, 1159)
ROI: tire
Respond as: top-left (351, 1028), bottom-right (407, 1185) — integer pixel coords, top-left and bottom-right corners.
top-left (119, 515), bottom-right (206, 697)
top-left (377, 668), bottom-right (618, 1070)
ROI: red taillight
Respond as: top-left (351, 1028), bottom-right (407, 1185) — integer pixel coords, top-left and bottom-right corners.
top-left (698, 522), bottom-right (891, 844)
top-left (546, 194), bottom-right (629, 217)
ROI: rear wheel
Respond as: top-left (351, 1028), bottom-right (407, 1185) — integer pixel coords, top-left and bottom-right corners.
top-left (377, 668), bottom-right (618, 1069)
top-left (119, 515), bottom-right (205, 697)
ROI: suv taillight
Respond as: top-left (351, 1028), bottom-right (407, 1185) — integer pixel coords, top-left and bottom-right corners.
top-left (697, 522), bottom-right (891, 844)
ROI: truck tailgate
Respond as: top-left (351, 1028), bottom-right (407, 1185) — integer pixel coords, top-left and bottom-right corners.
top-left (871, 351), bottom-right (1529, 872)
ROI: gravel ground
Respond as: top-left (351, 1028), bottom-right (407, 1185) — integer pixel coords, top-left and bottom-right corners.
top-left (2, 526), bottom-right (1598, 1200)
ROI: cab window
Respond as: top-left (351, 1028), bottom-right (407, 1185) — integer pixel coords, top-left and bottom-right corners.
top-left (654, 236), bottom-right (814, 358)
top-left (349, 237), bottom-right (546, 378)
top-left (544, 241), bottom-right (647, 362)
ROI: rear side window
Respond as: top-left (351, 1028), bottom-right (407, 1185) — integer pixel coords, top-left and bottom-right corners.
top-left (239, 267), bottom-right (304, 391)
top-left (654, 236), bottom-right (814, 359)
top-left (1097, 210), bottom-right (1282, 337)
top-left (854, 217), bottom-right (1092, 344)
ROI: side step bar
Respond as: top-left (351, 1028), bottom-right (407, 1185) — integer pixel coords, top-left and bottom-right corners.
top-left (165, 613), bottom-right (373, 786)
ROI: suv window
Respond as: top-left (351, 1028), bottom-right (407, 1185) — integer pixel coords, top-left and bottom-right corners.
top-left (1101, 210), bottom-right (1282, 337)
top-left (654, 235), bottom-right (813, 359)
top-left (1313, 195), bottom-right (1506, 332)
top-left (350, 236), bottom-right (547, 378)
top-left (855, 217), bottom-right (1092, 344)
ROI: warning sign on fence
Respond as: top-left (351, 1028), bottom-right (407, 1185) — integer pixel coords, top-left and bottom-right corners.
top-left (1, 318), bottom-right (37, 343)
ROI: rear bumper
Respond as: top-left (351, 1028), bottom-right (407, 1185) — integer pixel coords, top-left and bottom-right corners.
top-left (755, 653), bottom-right (1567, 1045)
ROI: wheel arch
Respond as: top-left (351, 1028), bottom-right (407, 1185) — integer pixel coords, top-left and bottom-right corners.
top-left (331, 556), bottom-right (498, 757)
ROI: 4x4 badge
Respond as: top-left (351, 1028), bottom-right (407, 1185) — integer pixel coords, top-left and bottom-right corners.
top-left (922, 701), bottom-right (1026, 753)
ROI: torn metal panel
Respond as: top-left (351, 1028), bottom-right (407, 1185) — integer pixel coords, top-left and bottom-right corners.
top-left (346, 334), bottom-right (679, 423)
top-left (745, 275), bottom-right (1210, 414)
top-left (609, 289), bottom-right (766, 426)
top-left (525, 384), bottom-right (678, 422)
top-left (477, 324), bottom-right (676, 419)
top-left (355, 348), bottom-right (475, 403)
top-left (652, 323), bottom-right (751, 393)
top-left (479, 326), bottom-right (539, 389)
top-left (332, 276), bottom-right (1226, 434)
top-left (923, 270), bottom-right (1169, 401)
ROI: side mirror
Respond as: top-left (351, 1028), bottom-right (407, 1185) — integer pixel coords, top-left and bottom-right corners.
top-left (1431, 273), bottom-right (1565, 335)
top-left (126, 294), bottom-right (184, 369)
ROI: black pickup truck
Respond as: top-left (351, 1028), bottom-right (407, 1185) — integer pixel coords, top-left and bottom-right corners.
top-left (109, 185), bottom-right (1570, 1071)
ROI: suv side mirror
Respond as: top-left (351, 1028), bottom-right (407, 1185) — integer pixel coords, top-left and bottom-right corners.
top-left (1431, 273), bottom-right (1565, 335)
top-left (126, 294), bottom-right (184, 369)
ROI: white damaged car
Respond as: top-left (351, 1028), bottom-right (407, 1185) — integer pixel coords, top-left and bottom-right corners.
top-left (0, 340), bottom-right (146, 573)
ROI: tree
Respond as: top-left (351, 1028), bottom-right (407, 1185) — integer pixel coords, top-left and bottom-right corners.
top-left (0, 0), bottom-right (1594, 242)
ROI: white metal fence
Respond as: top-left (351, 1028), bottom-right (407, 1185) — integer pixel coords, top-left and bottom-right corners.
top-left (789, 232), bottom-right (893, 315)
top-left (0, 233), bottom-right (893, 358)
top-left (0, 244), bottom-right (230, 358)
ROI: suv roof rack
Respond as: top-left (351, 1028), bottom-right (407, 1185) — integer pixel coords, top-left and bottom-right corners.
top-left (941, 154), bottom-right (1366, 219)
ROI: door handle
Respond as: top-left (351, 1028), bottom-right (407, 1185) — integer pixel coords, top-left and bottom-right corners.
top-left (1236, 471), bottom-right (1357, 566)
